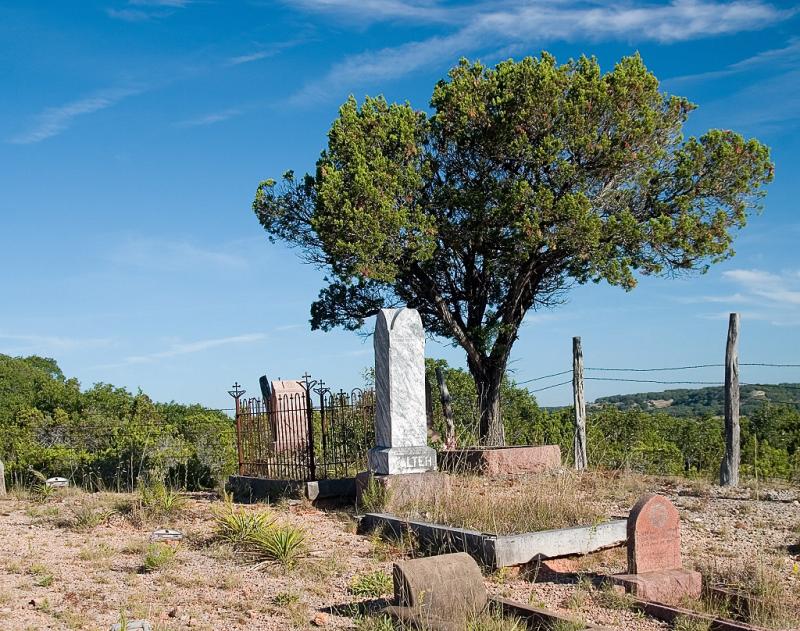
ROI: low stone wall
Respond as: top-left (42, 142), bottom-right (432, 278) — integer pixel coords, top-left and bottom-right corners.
top-left (227, 475), bottom-right (356, 502)
top-left (438, 445), bottom-right (561, 475)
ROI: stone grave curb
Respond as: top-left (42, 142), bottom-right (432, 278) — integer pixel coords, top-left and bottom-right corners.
top-left (631, 598), bottom-right (799, 631)
top-left (491, 597), bottom-right (617, 630)
top-left (359, 513), bottom-right (627, 569)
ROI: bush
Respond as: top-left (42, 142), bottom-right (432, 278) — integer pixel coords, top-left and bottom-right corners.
top-left (141, 543), bottom-right (178, 572)
top-left (348, 570), bottom-right (393, 597)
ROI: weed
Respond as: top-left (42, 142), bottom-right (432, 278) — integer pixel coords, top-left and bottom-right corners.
top-left (68, 501), bottom-right (115, 532)
top-left (141, 543), bottom-right (178, 573)
top-left (272, 591), bottom-right (300, 606)
top-left (359, 474), bottom-right (392, 513)
top-left (593, 582), bottom-right (634, 610)
top-left (354, 614), bottom-right (396, 631)
top-left (29, 563), bottom-right (54, 587)
top-left (673, 616), bottom-right (712, 631)
top-left (78, 543), bottom-right (115, 563)
top-left (138, 482), bottom-right (185, 520)
top-left (348, 570), bottom-right (393, 598)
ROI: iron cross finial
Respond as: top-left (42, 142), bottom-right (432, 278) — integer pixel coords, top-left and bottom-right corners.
top-left (227, 382), bottom-right (245, 399)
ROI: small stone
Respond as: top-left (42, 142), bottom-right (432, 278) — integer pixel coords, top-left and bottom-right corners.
top-left (168, 608), bottom-right (178, 618)
top-left (312, 612), bottom-right (329, 626)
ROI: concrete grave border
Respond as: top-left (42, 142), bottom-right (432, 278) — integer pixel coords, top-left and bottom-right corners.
top-left (359, 512), bottom-right (627, 569)
top-left (631, 598), bottom-right (794, 631)
top-left (227, 474), bottom-right (356, 502)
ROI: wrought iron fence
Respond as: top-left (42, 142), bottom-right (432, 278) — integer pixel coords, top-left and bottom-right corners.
top-left (231, 376), bottom-right (374, 481)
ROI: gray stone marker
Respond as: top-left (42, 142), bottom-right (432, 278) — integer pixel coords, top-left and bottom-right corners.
top-left (0, 460), bottom-right (6, 496)
top-left (368, 308), bottom-right (436, 475)
top-left (45, 476), bottom-right (68, 488)
top-left (149, 528), bottom-right (184, 543)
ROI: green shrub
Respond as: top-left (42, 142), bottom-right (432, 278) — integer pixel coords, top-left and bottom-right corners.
top-left (348, 570), bottom-right (393, 597)
top-left (141, 543), bottom-right (178, 572)
top-left (139, 482), bottom-right (185, 519)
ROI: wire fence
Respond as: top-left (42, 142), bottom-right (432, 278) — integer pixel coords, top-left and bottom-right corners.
top-left (513, 360), bottom-right (800, 405)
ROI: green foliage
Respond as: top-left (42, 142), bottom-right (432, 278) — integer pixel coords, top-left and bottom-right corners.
top-left (141, 542), bottom-right (178, 573)
top-left (249, 523), bottom-right (307, 571)
top-left (359, 474), bottom-right (392, 513)
top-left (254, 53), bottom-right (773, 444)
top-left (138, 482), bottom-right (185, 519)
top-left (213, 502), bottom-right (274, 546)
top-left (0, 354), bottom-right (237, 491)
top-left (347, 570), bottom-right (393, 597)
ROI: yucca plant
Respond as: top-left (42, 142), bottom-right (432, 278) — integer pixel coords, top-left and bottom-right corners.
top-left (213, 503), bottom-right (274, 546)
top-left (29, 470), bottom-right (55, 503)
top-left (249, 523), bottom-right (306, 571)
top-left (139, 482), bottom-right (185, 518)
top-left (348, 570), bottom-right (393, 597)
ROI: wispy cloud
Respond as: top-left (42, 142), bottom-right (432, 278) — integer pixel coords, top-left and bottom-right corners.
top-left (291, 0), bottom-right (789, 103)
top-left (122, 333), bottom-right (266, 365)
top-left (107, 0), bottom-right (192, 21)
top-left (696, 268), bottom-right (800, 326)
top-left (110, 237), bottom-right (248, 271)
top-left (284, 0), bottom-right (457, 24)
top-left (669, 37), bottom-right (800, 83)
top-left (0, 333), bottom-right (113, 355)
top-left (9, 85), bottom-right (145, 144)
top-left (176, 107), bottom-right (243, 127)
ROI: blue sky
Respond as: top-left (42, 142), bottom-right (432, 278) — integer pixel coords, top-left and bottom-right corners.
top-left (1, 0), bottom-right (799, 409)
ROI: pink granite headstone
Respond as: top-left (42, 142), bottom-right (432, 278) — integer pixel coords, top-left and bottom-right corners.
top-left (269, 380), bottom-right (309, 452)
top-left (627, 493), bottom-right (682, 574)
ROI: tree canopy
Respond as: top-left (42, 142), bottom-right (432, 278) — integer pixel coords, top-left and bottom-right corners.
top-left (254, 53), bottom-right (773, 444)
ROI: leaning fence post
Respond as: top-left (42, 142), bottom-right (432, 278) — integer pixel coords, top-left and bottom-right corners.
top-left (0, 459), bottom-right (6, 497)
top-left (435, 366), bottom-right (457, 449)
top-left (720, 313), bottom-right (740, 487)
top-left (572, 336), bottom-right (588, 470)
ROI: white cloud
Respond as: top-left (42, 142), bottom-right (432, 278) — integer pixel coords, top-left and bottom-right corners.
top-left (669, 37), bottom-right (800, 84)
top-left (291, 0), bottom-right (789, 103)
top-left (723, 269), bottom-right (800, 305)
top-left (0, 333), bottom-right (113, 355)
top-left (284, 0), bottom-right (456, 24)
top-left (695, 269), bottom-right (800, 326)
top-left (176, 107), bottom-right (243, 127)
top-left (9, 86), bottom-right (144, 144)
top-left (110, 237), bottom-right (248, 271)
top-left (123, 333), bottom-right (267, 365)
top-left (107, 0), bottom-right (192, 21)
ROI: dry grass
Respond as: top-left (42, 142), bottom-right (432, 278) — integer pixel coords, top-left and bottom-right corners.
top-left (695, 555), bottom-right (800, 629)
top-left (385, 472), bottom-right (607, 534)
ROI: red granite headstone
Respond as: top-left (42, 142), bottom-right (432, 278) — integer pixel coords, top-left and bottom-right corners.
top-left (627, 493), bottom-right (682, 574)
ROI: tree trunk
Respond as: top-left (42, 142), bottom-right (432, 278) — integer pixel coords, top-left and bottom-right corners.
top-left (470, 361), bottom-right (505, 446)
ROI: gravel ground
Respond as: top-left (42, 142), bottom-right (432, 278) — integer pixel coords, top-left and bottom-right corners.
top-left (0, 474), bottom-right (797, 631)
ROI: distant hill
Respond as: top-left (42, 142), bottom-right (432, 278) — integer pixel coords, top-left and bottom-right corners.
top-left (593, 383), bottom-right (800, 417)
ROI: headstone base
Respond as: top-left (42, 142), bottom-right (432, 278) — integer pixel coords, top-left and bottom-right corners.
top-left (610, 568), bottom-right (702, 605)
top-left (368, 445), bottom-right (437, 475)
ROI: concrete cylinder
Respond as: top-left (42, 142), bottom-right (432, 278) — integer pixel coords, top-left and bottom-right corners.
top-left (393, 552), bottom-right (487, 621)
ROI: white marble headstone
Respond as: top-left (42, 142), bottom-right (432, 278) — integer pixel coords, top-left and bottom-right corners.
top-left (367, 308), bottom-right (436, 475)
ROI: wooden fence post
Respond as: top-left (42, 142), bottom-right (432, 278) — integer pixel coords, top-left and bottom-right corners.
top-left (572, 337), bottom-right (588, 470)
top-left (0, 459), bottom-right (6, 497)
top-left (435, 366), bottom-right (457, 450)
top-left (720, 313), bottom-right (740, 487)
